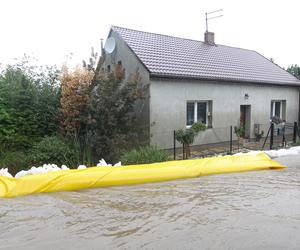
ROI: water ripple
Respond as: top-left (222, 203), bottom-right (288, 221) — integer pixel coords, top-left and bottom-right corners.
top-left (1, 164), bottom-right (300, 249)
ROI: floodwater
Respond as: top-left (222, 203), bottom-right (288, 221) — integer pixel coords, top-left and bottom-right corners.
top-left (1, 156), bottom-right (300, 250)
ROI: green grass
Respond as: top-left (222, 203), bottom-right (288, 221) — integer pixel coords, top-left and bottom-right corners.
top-left (121, 146), bottom-right (170, 165)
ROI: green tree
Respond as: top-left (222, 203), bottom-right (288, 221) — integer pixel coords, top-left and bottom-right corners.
top-left (0, 58), bottom-right (61, 149)
top-left (88, 64), bottom-right (145, 162)
top-left (287, 64), bottom-right (300, 79)
top-left (175, 122), bottom-right (206, 159)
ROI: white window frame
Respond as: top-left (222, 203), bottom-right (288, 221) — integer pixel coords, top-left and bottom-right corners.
top-left (186, 101), bottom-right (209, 128)
top-left (271, 100), bottom-right (285, 119)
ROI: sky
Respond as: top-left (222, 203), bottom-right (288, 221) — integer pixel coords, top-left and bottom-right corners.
top-left (0, 0), bottom-right (299, 69)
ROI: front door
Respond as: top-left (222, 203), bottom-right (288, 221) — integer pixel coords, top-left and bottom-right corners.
top-left (240, 105), bottom-right (251, 139)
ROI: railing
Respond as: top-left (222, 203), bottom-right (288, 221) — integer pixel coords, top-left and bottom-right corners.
top-left (171, 121), bottom-right (300, 160)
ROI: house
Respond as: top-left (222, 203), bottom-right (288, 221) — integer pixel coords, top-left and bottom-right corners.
top-left (101, 26), bottom-right (300, 149)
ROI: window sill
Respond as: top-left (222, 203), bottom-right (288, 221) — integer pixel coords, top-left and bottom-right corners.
top-left (185, 125), bottom-right (212, 129)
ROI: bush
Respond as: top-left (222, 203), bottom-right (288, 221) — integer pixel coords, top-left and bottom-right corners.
top-left (0, 135), bottom-right (34, 151)
top-left (28, 136), bottom-right (79, 168)
top-left (175, 121), bottom-right (206, 159)
top-left (89, 65), bottom-right (147, 163)
top-left (0, 61), bottom-right (61, 152)
top-left (0, 150), bottom-right (30, 176)
top-left (175, 121), bottom-right (206, 145)
top-left (191, 121), bottom-right (206, 133)
top-left (121, 146), bottom-right (170, 165)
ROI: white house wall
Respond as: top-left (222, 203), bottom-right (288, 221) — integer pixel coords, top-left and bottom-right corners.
top-left (150, 79), bottom-right (299, 149)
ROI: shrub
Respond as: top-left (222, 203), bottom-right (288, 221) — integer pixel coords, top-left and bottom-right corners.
top-left (191, 121), bottom-right (206, 133)
top-left (234, 125), bottom-right (245, 138)
top-left (89, 65), bottom-right (147, 163)
top-left (121, 146), bottom-right (170, 165)
top-left (28, 136), bottom-right (79, 168)
top-left (0, 63), bottom-right (61, 147)
top-left (175, 121), bottom-right (206, 159)
top-left (0, 150), bottom-right (30, 176)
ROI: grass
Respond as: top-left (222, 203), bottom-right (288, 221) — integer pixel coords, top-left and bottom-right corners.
top-left (121, 146), bottom-right (170, 165)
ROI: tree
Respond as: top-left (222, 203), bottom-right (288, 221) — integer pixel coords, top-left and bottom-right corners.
top-left (287, 64), bottom-right (300, 79)
top-left (89, 64), bottom-right (146, 162)
top-left (234, 124), bottom-right (245, 150)
top-left (0, 59), bottom-right (61, 149)
top-left (59, 65), bottom-right (94, 163)
top-left (60, 66), bottom-right (94, 135)
top-left (175, 122), bottom-right (206, 159)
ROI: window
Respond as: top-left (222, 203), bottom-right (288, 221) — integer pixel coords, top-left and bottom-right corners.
top-left (271, 100), bottom-right (286, 119)
top-left (186, 101), bottom-right (212, 127)
top-left (187, 102), bottom-right (195, 126)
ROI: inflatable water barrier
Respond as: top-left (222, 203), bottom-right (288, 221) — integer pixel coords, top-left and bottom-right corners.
top-left (0, 153), bottom-right (285, 198)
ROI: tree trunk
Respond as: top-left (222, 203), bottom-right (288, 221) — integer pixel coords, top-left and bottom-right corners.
top-left (186, 144), bottom-right (191, 158)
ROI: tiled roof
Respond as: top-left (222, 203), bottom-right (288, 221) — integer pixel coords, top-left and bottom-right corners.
top-left (111, 26), bottom-right (300, 86)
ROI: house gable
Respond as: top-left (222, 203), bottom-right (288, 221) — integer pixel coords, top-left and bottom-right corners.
top-left (103, 28), bottom-right (150, 84)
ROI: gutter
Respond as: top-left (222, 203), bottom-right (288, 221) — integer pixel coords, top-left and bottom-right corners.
top-left (150, 73), bottom-right (300, 88)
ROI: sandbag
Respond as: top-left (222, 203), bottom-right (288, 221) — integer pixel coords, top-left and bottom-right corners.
top-left (0, 153), bottom-right (285, 198)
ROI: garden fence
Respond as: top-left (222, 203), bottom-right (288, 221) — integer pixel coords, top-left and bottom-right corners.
top-left (169, 121), bottom-right (300, 160)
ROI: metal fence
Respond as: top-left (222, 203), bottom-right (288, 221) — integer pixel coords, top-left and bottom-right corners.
top-left (170, 121), bottom-right (300, 160)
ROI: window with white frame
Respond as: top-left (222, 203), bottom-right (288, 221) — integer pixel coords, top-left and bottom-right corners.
top-left (271, 100), bottom-right (286, 120)
top-left (186, 101), bottom-right (212, 127)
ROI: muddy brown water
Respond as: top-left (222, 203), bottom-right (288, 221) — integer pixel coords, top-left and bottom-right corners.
top-left (1, 156), bottom-right (300, 250)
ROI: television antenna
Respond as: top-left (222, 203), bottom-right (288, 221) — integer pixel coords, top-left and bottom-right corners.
top-left (205, 9), bottom-right (223, 32)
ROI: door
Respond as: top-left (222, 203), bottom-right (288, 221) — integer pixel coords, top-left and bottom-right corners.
top-left (240, 105), bottom-right (251, 139)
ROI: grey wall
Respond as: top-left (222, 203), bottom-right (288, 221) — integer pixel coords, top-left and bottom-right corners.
top-left (103, 31), bottom-right (150, 84)
top-left (149, 79), bottom-right (299, 149)
top-left (102, 30), bottom-right (151, 144)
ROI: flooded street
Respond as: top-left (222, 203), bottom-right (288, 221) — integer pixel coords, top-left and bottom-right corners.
top-left (1, 156), bottom-right (300, 250)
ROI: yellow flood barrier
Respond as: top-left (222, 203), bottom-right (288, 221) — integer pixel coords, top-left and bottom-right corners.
top-left (0, 153), bottom-right (285, 198)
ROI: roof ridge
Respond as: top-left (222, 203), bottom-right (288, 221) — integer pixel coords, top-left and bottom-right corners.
top-left (111, 25), bottom-right (205, 44)
top-left (111, 25), bottom-right (260, 53)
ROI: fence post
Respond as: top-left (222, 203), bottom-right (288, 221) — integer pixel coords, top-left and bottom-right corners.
top-left (293, 122), bottom-right (297, 143)
top-left (230, 126), bottom-right (233, 155)
top-left (173, 130), bottom-right (176, 160)
top-left (270, 123), bottom-right (274, 150)
top-left (282, 125), bottom-right (286, 147)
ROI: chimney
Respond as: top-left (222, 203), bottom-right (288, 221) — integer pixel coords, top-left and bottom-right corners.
top-left (204, 31), bottom-right (215, 45)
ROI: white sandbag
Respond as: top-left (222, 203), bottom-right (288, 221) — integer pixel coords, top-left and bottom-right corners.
top-left (0, 168), bottom-right (13, 178)
top-left (77, 165), bottom-right (87, 170)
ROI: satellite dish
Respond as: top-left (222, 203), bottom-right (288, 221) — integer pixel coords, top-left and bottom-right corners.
top-left (104, 37), bottom-right (116, 54)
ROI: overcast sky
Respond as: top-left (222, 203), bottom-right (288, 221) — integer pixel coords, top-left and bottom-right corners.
top-left (0, 0), bottom-right (299, 69)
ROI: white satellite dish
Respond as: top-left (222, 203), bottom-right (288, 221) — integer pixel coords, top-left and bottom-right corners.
top-left (104, 37), bottom-right (116, 54)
